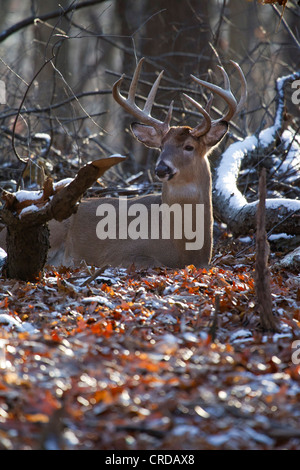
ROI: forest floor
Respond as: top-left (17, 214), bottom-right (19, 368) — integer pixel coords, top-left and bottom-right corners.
top-left (0, 229), bottom-right (300, 450)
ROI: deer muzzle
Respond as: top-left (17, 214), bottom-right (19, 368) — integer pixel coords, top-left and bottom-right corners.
top-left (155, 162), bottom-right (176, 181)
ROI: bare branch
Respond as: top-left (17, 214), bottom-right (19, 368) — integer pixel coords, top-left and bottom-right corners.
top-left (0, 0), bottom-right (107, 43)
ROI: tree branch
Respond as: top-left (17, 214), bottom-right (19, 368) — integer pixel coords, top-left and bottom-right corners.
top-left (0, 0), bottom-right (107, 43)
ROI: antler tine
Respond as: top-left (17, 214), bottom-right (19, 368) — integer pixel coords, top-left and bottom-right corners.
top-left (189, 61), bottom-right (247, 125)
top-left (190, 69), bottom-right (237, 123)
top-left (143, 69), bottom-right (164, 115)
top-left (229, 60), bottom-right (247, 116)
top-left (127, 57), bottom-right (144, 104)
top-left (144, 71), bottom-right (174, 129)
top-left (164, 100), bottom-right (174, 128)
top-left (182, 93), bottom-right (212, 137)
top-left (182, 61), bottom-right (247, 138)
top-left (217, 65), bottom-right (230, 92)
top-left (112, 58), bottom-right (173, 135)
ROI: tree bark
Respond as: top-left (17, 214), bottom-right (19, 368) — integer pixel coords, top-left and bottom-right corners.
top-left (5, 219), bottom-right (49, 282)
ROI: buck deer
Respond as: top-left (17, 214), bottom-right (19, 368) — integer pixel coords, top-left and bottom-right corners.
top-left (0, 59), bottom-right (246, 269)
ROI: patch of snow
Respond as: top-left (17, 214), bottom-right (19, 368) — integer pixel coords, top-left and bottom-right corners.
top-left (272, 331), bottom-right (293, 342)
top-left (172, 424), bottom-right (199, 437)
top-left (0, 313), bottom-right (38, 334)
top-left (87, 153), bottom-right (126, 166)
top-left (238, 236), bottom-right (252, 243)
top-left (81, 296), bottom-right (114, 309)
top-left (0, 250), bottom-right (7, 271)
top-left (207, 428), bottom-right (242, 447)
top-left (109, 153), bottom-right (126, 159)
top-left (182, 332), bottom-right (199, 343)
top-left (264, 198), bottom-right (300, 211)
top-left (53, 178), bottom-right (74, 190)
top-left (215, 113), bottom-right (300, 213)
top-left (268, 233), bottom-right (294, 241)
top-left (33, 132), bottom-right (51, 143)
top-left (259, 126), bottom-right (277, 146)
top-left (242, 196), bottom-right (300, 213)
top-left (19, 204), bottom-right (40, 217)
top-left (244, 426), bottom-right (275, 446)
top-left (155, 333), bottom-right (181, 354)
top-left (215, 134), bottom-right (257, 209)
top-left (156, 313), bottom-right (178, 324)
top-left (230, 329), bottom-right (252, 343)
top-left (15, 189), bottom-right (43, 202)
top-left (279, 246), bottom-right (300, 269)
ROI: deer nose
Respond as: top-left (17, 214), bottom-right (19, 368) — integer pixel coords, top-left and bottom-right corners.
top-left (155, 162), bottom-right (173, 180)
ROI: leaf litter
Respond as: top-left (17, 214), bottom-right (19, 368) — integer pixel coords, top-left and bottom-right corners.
top-left (0, 238), bottom-right (300, 450)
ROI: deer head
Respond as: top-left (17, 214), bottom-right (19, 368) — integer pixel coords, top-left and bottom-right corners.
top-left (112, 58), bottom-right (247, 191)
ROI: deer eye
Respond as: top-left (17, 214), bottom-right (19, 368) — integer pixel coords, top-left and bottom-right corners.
top-left (184, 145), bottom-right (194, 152)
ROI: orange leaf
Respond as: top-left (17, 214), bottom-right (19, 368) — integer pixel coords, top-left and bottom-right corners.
top-left (25, 413), bottom-right (49, 423)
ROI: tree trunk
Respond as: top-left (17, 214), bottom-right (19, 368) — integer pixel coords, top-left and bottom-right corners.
top-left (5, 221), bottom-right (49, 282)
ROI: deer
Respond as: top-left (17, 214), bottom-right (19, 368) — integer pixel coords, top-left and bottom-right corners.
top-left (0, 58), bottom-right (247, 270)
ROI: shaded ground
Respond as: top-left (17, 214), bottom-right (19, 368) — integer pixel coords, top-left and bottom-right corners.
top-left (0, 233), bottom-right (300, 450)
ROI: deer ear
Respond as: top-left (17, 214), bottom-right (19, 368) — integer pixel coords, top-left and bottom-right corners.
top-left (130, 123), bottom-right (162, 148)
top-left (203, 121), bottom-right (228, 148)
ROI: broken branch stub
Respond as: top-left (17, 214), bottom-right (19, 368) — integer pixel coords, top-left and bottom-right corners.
top-left (0, 155), bottom-right (126, 281)
top-left (254, 168), bottom-right (278, 332)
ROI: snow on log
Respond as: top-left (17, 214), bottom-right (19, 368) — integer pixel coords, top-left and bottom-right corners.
top-left (213, 71), bottom-right (300, 236)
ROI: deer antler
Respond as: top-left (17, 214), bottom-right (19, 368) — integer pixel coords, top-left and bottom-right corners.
top-left (112, 58), bottom-right (174, 137)
top-left (183, 60), bottom-right (247, 137)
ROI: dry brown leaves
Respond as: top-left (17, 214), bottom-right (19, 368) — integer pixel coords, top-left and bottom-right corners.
top-left (0, 240), bottom-right (300, 450)
top-left (260, 0), bottom-right (287, 4)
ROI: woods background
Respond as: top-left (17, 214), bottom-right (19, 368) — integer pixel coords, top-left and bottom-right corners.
top-left (1, 1), bottom-right (300, 451)
top-left (0, 0), bottom-right (299, 190)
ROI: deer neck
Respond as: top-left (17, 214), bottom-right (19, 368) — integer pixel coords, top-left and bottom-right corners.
top-left (161, 156), bottom-right (213, 266)
top-left (161, 157), bottom-right (212, 207)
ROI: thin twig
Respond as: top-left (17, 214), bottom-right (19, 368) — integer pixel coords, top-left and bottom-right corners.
top-left (0, 0), bottom-right (106, 43)
top-left (209, 294), bottom-right (220, 342)
top-left (271, 4), bottom-right (300, 50)
top-left (80, 265), bottom-right (110, 286)
top-left (11, 56), bottom-right (55, 163)
top-left (0, 90), bottom-right (111, 121)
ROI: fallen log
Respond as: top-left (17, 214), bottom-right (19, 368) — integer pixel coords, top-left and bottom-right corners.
top-left (213, 71), bottom-right (300, 237)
